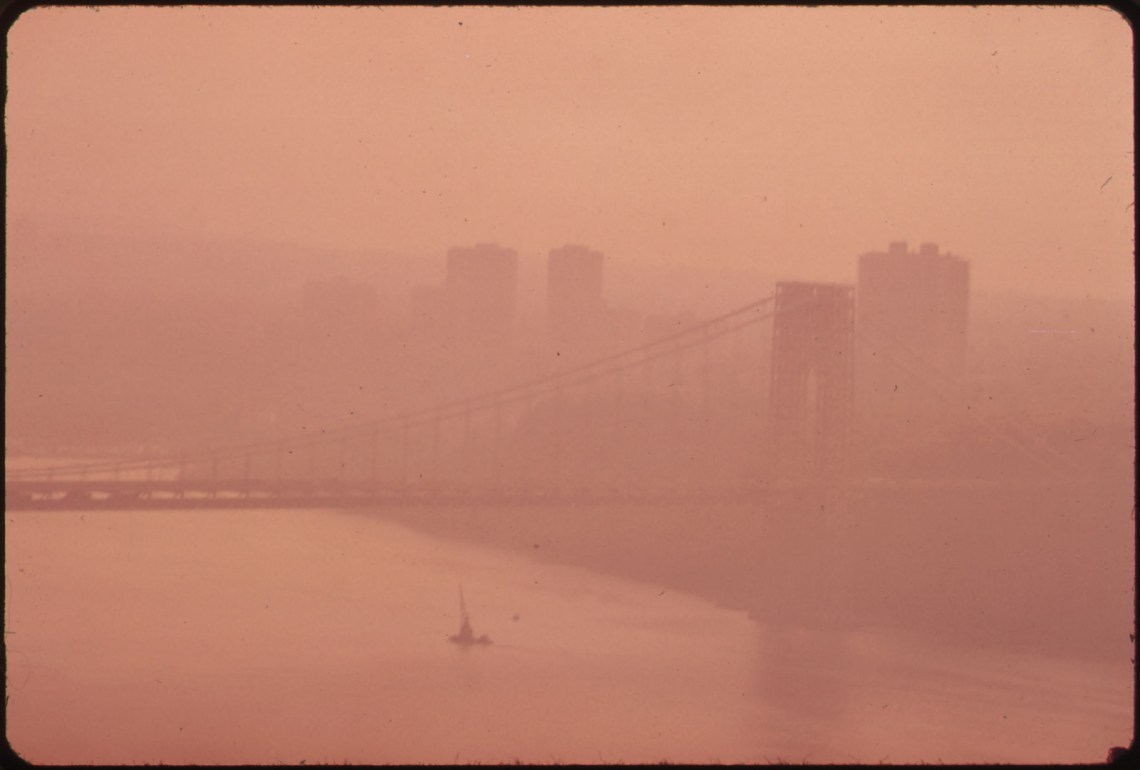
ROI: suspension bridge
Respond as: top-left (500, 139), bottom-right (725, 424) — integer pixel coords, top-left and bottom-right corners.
top-left (5, 283), bottom-right (1083, 511)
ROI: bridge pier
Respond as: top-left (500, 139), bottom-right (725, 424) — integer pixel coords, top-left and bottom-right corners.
top-left (369, 429), bottom-right (379, 485)
top-left (492, 402), bottom-right (502, 491)
top-left (768, 281), bottom-right (855, 483)
top-left (400, 422), bottom-right (410, 488)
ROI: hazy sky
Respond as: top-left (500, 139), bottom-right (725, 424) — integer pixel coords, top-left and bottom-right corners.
top-left (6, 5), bottom-right (1134, 298)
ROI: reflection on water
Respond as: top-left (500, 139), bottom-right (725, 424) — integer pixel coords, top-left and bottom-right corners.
top-left (5, 509), bottom-right (1130, 764)
top-left (752, 620), bottom-right (1129, 764)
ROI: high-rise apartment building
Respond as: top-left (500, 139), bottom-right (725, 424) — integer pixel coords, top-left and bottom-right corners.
top-left (445, 243), bottom-right (518, 343)
top-left (547, 244), bottom-right (605, 350)
top-left (857, 241), bottom-right (969, 378)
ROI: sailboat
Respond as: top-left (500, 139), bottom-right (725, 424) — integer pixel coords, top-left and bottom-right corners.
top-left (448, 585), bottom-right (492, 647)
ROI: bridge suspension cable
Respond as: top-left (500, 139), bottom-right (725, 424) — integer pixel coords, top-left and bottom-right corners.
top-left (7, 294), bottom-right (779, 481)
top-left (855, 318), bottom-right (1082, 478)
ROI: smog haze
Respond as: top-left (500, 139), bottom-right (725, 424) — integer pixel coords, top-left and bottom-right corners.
top-left (4, 6), bottom-right (1134, 766)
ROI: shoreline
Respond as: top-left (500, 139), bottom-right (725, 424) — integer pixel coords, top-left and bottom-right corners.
top-left (346, 483), bottom-right (1133, 666)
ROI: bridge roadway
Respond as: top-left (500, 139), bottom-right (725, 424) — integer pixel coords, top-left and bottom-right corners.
top-left (4, 478), bottom-right (786, 511)
top-left (4, 476), bottom-right (1081, 511)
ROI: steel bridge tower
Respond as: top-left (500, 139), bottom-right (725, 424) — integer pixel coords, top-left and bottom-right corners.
top-left (768, 281), bottom-right (855, 481)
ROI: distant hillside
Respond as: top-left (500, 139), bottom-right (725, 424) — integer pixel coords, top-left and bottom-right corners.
top-left (5, 217), bottom-right (437, 309)
top-left (6, 217), bottom-right (795, 319)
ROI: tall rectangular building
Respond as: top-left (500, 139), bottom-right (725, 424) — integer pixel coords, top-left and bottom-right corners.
top-left (857, 241), bottom-right (969, 379)
top-left (547, 244), bottom-right (605, 351)
top-left (445, 243), bottom-right (518, 343)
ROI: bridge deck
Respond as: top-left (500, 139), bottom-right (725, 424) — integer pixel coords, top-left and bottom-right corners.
top-left (4, 477), bottom-right (1086, 511)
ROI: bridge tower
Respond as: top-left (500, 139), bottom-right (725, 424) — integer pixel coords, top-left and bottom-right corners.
top-left (768, 281), bottom-right (855, 482)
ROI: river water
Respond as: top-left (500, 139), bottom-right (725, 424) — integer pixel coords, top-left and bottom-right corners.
top-left (4, 508), bottom-right (1131, 764)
